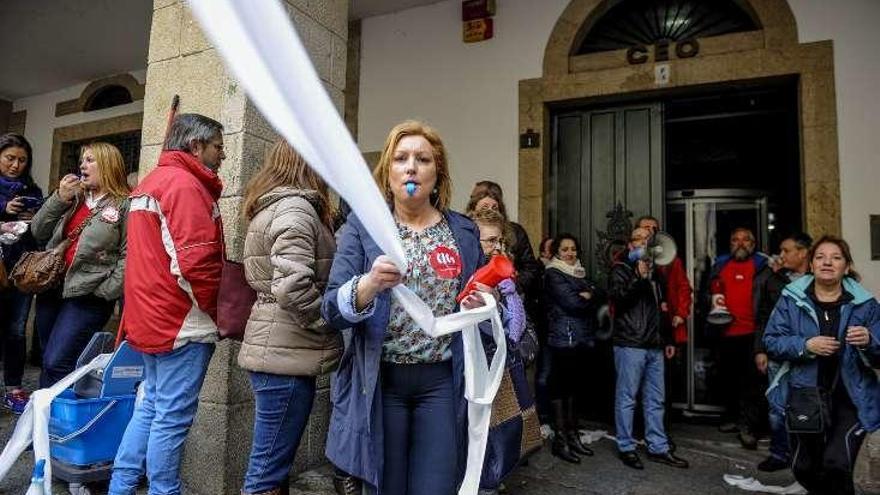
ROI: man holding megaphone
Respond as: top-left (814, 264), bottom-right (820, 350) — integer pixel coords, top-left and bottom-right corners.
top-left (609, 227), bottom-right (688, 471)
top-left (708, 227), bottom-right (769, 450)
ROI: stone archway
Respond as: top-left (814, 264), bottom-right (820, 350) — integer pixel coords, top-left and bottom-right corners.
top-left (518, 0), bottom-right (839, 247)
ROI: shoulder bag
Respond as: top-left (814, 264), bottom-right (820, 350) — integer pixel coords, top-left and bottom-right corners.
top-left (10, 206), bottom-right (99, 294)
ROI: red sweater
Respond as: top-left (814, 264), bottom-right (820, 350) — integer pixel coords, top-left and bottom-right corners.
top-left (715, 259), bottom-right (756, 337)
top-left (63, 202), bottom-right (92, 269)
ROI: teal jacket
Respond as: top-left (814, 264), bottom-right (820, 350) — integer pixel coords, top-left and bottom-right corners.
top-left (764, 275), bottom-right (880, 432)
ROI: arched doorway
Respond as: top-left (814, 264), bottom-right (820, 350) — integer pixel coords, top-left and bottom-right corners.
top-left (520, 0), bottom-right (839, 415)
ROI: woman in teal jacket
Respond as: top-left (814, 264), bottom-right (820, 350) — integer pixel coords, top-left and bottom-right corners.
top-left (764, 235), bottom-right (879, 495)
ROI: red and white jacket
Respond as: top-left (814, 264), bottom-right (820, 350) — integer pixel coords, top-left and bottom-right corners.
top-left (121, 151), bottom-right (225, 354)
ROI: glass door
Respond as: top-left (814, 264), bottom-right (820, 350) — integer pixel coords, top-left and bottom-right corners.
top-left (667, 190), bottom-right (767, 414)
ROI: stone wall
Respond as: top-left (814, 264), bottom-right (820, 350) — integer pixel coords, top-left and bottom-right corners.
top-left (140, 1), bottom-right (347, 493)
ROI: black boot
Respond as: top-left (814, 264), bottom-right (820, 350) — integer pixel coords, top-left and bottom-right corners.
top-left (565, 398), bottom-right (593, 457)
top-left (551, 400), bottom-right (580, 464)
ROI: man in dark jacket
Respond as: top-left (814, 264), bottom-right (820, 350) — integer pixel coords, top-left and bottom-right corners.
top-left (610, 227), bottom-right (688, 470)
top-left (753, 232), bottom-right (812, 472)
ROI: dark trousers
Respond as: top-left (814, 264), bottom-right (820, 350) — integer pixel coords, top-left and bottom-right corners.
top-left (718, 334), bottom-right (764, 432)
top-left (534, 345), bottom-right (552, 422)
top-left (791, 398), bottom-right (866, 495)
top-left (548, 345), bottom-right (587, 401)
top-left (36, 290), bottom-right (114, 388)
top-left (381, 361), bottom-right (457, 495)
top-left (0, 288), bottom-right (32, 388)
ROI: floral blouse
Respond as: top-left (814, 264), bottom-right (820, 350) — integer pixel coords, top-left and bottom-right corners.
top-left (382, 218), bottom-right (461, 364)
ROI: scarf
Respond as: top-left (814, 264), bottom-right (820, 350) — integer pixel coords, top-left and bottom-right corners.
top-left (547, 257), bottom-right (586, 278)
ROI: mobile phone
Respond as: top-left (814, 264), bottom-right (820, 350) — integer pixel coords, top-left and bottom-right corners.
top-left (16, 196), bottom-right (43, 210)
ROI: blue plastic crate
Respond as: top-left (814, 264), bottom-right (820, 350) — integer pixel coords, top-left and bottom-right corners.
top-left (49, 389), bottom-right (136, 466)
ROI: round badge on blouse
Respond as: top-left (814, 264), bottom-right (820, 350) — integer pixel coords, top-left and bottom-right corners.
top-left (101, 206), bottom-right (120, 223)
top-left (429, 246), bottom-right (462, 279)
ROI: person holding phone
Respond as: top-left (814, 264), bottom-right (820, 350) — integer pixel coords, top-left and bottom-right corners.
top-left (0, 133), bottom-right (43, 414)
top-left (764, 235), bottom-right (880, 495)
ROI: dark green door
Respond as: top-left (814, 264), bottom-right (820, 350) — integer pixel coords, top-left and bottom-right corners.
top-left (549, 103), bottom-right (663, 277)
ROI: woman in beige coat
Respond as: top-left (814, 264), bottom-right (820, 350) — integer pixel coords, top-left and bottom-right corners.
top-left (238, 141), bottom-right (342, 495)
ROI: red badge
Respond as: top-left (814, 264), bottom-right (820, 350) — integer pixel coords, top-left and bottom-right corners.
top-left (429, 246), bottom-right (462, 279)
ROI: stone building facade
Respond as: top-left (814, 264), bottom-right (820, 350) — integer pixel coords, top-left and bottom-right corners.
top-left (138, 1), bottom-right (348, 493)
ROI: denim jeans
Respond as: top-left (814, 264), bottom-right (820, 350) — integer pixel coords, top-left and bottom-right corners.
top-left (243, 372), bottom-right (316, 493)
top-left (35, 290), bottom-right (114, 388)
top-left (0, 288), bottom-right (32, 388)
top-left (380, 361), bottom-right (457, 495)
top-left (767, 361), bottom-right (790, 461)
top-left (109, 342), bottom-right (215, 495)
top-left (614, 346), bottom-right (669, 454)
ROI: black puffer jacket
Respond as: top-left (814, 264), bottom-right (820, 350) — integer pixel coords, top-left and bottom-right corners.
top-left (509, 222), bottom-right (543, 301)
top-left (543, 267), bottom-right (604, 348)
top-left (609, 261), bottom-right (670, 349)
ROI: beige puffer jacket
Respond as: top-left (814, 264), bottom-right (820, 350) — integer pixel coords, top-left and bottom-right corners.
top-left (237, 187), bottom-right (341, 376)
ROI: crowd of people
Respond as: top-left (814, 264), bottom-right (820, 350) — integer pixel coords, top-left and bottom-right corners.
top-left (0, 115), bottom-right (878, 495)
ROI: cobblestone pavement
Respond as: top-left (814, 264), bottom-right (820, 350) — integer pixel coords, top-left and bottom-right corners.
top-left (0, 365), bottom-right (876, 494)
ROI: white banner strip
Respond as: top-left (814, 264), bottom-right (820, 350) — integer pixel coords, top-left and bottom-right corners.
top-left (185, 1), bottom-right (505, 493)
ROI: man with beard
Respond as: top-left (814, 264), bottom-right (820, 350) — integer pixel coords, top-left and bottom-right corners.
top-left (709, 228), bottom-right (768, 450)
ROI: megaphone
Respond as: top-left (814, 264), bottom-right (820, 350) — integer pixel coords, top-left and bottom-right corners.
top-left (707, 306), bottom-right (734, 326)
top-left (456, 255), bottom-right (515, 303)
top-left (647, 231), bottom-right (677, 266)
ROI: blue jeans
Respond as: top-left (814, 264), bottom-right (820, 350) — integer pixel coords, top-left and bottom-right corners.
top-left (109, 342), bottom-right (215, 495)
top-left (767, 361), bottom-right (790, 461)
top-left (0, 288), bottom-right (32, 388)
top-left (380, 361), bottom-right (457, 495)
top-left (614, 346), bottom-right (669, 454)
top-left (243, 372), bottom-right (316, 493)
top-left (36, 290), bottom-right (114, 388)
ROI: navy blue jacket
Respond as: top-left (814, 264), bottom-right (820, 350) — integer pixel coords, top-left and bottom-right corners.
top-left (321, 211), bottom-right (482, 492)
top-left (764, 275), bottom-right (880, 432)
top-left (543, 266), bottom-right (603, 348)
top-left (0, 176), bottom-right (43, 269)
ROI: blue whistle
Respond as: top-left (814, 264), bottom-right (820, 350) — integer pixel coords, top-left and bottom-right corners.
top-left (405, 182), bottom-right (416, 197)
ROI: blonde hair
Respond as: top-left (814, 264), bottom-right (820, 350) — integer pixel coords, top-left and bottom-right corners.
top-left (82, 142), bottom-right (131, 201)
top-left (372, 120), bottom-right (451, 210)
top-left (242, 140), bottom-right (333, 227)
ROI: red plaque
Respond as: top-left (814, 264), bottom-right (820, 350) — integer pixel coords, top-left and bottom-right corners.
top-left (463, 18), bottom-right (494, 43)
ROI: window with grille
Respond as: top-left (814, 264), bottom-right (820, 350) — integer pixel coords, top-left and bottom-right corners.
top-left (576, 0), bottom-right (760, 55)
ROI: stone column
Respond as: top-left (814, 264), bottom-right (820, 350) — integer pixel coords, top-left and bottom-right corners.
top-left (139, 1), bottom-right (348, 493)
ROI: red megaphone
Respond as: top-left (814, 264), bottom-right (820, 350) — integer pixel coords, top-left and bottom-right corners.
top-left (456, 255), bottom-right (515, 303)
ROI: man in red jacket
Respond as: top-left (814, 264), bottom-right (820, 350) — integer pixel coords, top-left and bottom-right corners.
top-left (636, 216), bottom-right (692, 345)
top-left (708, 227), bottom-right (768, 450)
top-left (110, 113), bottom-right (226, 495)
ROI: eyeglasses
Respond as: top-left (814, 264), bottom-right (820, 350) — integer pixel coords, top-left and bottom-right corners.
top-left (480, 236), bottom-right (503, 249)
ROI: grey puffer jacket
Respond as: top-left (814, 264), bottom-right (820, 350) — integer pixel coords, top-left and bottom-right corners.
top-left (237, 187), bottom-right (342, 376)
top-left (30, 192), bottom-right (128, 301)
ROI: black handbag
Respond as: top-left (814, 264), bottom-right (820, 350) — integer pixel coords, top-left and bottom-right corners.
top-left (513, 317), bottom-right (539, 366)
top-left (786, 386), bottom-right (832, 434)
